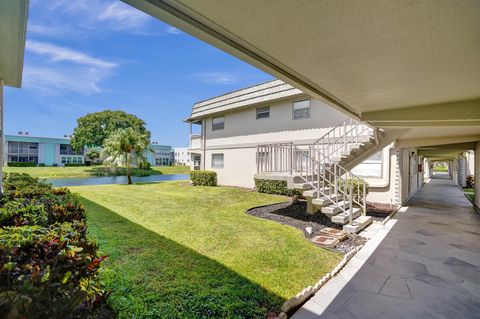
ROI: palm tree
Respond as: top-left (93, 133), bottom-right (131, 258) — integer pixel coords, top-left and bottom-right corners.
top-left (102, 127), bottom-right (151, 184)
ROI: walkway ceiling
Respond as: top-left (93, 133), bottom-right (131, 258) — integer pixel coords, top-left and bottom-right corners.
top-left (0, 0), bottom-right (28, 88)
top-left (123, 0), bottom-right (480, 144)
top-left (418, 142), bottom-right (474, 159)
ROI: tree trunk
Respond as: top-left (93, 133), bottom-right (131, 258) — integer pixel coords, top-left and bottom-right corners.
top-left (127, 152), bottom-right (132, 184)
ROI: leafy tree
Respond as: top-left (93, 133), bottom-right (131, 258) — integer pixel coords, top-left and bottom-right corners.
top-left (86, 149), bottom-right (101, 163)
top-left (102, 128), bottom-right (151, 184)
top-left (70, 110), bottom-right (150, 152)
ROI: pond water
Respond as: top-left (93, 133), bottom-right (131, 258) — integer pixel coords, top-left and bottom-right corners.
top-left (45, 174), bottom-right (190, 187)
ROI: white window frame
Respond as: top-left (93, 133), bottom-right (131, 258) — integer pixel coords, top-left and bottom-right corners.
top-left (211, 153), bottom-right (224, 169)
top-left (352, 152), bottom-right (384, 178)
top-left (212, 116), bottom-right (225, 131)
top-left (256, 106), bottom-right (270, 119)
top-left (293, 99), bottom-right (311, 120)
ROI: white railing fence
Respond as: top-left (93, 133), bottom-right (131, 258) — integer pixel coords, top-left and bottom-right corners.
top-left (256, 118), bottom-right (374, 224)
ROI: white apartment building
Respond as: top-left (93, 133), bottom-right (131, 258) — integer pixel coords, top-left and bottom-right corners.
top-left (187, 80), bottom-right (472, 213)
top-left (173, 147), bottom-right (191, 166)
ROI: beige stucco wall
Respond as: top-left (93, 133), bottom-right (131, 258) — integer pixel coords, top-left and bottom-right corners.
top-left (204, 147), bottom-right (257, 188)
top-left (190, 96), bottom-right (429, 205)
top-left (204, 98), bottom-right (347, 139)
top-left (352, 144), bottom-right (398, 206)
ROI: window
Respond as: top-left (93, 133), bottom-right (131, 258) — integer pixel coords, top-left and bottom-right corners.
top-left (61, 157), bottom-right (67, 164)
top-left (351, 151), bottom-right (383, 178)
top-left (365, 152), bottom-right (382, 163)
top-left (293, 100), bottom-right (311, 119)
top-left (7, 141), bottom-right (38, 163)
top-left (256, 106), bottom-right (270, 119)
top-left (212, 116), bottom-right (225, 131)
top-left (60, 144), bottom-right (82, 155)
top-left (212, 153), bottom-right (224, 168)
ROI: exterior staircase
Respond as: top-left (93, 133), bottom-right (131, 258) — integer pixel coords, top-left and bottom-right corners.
top-left (256, 118), bottom-right (379, 233)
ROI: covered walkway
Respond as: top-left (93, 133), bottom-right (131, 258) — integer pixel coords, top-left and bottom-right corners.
top-left (294, 178), bottom-right (480, 319)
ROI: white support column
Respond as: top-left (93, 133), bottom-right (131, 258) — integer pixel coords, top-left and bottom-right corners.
top-left (202, 119), bottom-right (206, 170)
top-left (475, 142), bottom-right (480, 208)
top-left (0, 79), bottom-right (4, 193)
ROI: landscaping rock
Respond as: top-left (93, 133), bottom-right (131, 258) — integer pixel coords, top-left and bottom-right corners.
top-left (311, 235), bottom-right (339, 248)
top-left (246, 200), bottom-right (366, 253)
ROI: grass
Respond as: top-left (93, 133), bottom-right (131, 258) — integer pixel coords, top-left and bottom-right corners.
top-left (71, 182), bottom-right (341, 318)
top-left (463, 187), bottom-right (474, 201)
top-left (4, 165), bottom-right (190, 179)
top-left (432, 167), bottom-right (448, 172)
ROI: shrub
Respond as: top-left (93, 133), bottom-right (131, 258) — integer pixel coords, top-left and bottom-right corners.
top-left (0, 173), bottom-right (106, 318)
top-left (7, 162), bottom-right (36, 167)
top-left (254, 179), bottom-right (301, 196)
top-left (52, 163), bottom-right (58, 167)
top-left (138, 161), bottom-right (151, 170)
top-left (0, 223), bottom-right (106, 318)
top-left (65, 163), bottom-right (86, 167)
top-left (338, 178), bottom-right (369, 203)
top-left (467, 175), bottom-right (475, 188)
top-left (191, 170), bottom-right (217, 186)
top-left (38, 163), bottom-right (46, 167)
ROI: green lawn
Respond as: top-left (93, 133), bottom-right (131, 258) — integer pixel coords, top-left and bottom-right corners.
top-left (71, 182), bottom-right (341, 318)
top-left (4, 165), bottom-right (190, 179)
top-left (464, 187), bottom-right (474, 201)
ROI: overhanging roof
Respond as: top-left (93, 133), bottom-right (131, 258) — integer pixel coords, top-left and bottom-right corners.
top-left (123, 0), bottom-right (480, 145)
top-left (0, 0), bottom-right (29, 88)
top-left (187, 79), bottom-right (303, 121)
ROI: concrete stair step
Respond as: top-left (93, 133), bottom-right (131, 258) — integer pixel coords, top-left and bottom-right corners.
top-left (321, 200), bottom-right (350, 215)
top-left (292, 180), bottom-right (323, 190)
top-left (340, 150), bottom-right (355, 157)
top-left (312, 194), bottom-right (343, 207)
top-left (348, 143), bottom-right (364, 151)
top-left (343, 215), bottom-right (373, 233)
top-left (332, 156), bottom-right (347, 163)
top-left (331, 207), bottom-right (361, 224)
top-left (303, 186), bottom-right (331, 198)
top-left (358, 136), bottom-right (375, 143)
top-left (292, 183), bottom-right (313, 190)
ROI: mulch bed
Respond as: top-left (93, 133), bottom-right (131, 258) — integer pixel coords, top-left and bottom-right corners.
top-left (247, 200), bottom-right (387, 254)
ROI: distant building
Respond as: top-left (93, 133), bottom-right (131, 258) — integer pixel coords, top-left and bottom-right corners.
top-left (147, 144), bottom-right (173, 166)
top-left (4, 134), bottom-right (84, 166)
top-left (173, 147), bottom-right (191, 166)
top-left (4, 133), bottom-right (173, 167)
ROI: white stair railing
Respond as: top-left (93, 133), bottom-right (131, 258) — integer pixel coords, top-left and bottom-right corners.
top-left (256, 118), bottom-right (376, 225)
top-left (312, 117), bottom-right (373, 165)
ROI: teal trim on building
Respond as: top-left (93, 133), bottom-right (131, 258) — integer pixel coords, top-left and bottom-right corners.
top-left (4, 134), bottom-right (173, 167)
top-left (43, 143), bottom-right (55, 166)
top-left (4, 135), bottom-right (84, 166)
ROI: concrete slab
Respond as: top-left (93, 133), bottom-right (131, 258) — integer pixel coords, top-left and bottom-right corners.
top-left (293, 178), bottom-right (480, 319)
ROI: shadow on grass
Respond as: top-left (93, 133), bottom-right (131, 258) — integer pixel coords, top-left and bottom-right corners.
top-left (80, 197), bottom-right (284, 318)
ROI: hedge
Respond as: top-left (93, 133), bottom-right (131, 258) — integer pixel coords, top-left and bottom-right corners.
top-left (7, 162), bottom-right (36, 167)
top-left (254, 178), bottom-right (301, 196)
top-left (0, 173), bottom-right (107, 318)
top-left (191, 170), bottom-right (217, 186)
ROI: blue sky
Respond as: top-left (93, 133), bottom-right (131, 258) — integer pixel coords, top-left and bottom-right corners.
top-left (4, 0), bottom-right (273, 147)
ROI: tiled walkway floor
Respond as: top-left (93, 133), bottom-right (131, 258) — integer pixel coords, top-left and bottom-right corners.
top-left (293, 176), bottom-right (480, 319)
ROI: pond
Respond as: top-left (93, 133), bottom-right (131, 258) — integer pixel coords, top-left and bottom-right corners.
top-left (45, 174), bottom-right (190, 187)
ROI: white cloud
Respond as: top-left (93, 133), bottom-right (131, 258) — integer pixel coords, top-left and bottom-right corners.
top-left (24, 41), bottom-right (117, 95)
top-left (29, 0), bottom-right (154, 36)
top-left (26, 41), bottom-right (117, 69)
top-left (97, 2), bottom-right (150, 29)
top-left (23, 66), bottom-right (108, 94)
top-left (166, 26), bottom-right (183, 35)
top-left (193, 72), bottom-right (238, 85)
